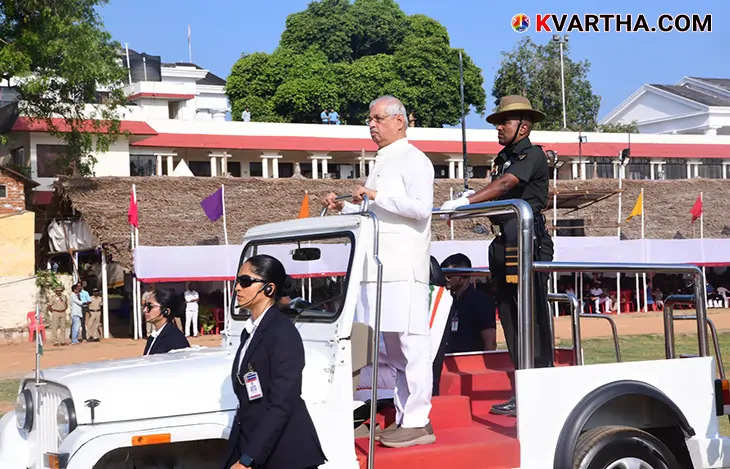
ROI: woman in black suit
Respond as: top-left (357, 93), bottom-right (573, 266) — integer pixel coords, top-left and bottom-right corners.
top-left (142, 288), bottom-right (190, 355)
top-left (224, 255), bottom-right (326, 469)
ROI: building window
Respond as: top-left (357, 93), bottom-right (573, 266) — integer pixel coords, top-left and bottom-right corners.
top-left (433, 165), bottom-right (449, 179)
top-left (227, 162), bottom-right (241, 177)
top-left (11, 147), bottom-right (26, 167)
top-left (168, 101), bottom-right (181, 119)
top-left (130, 154), bottom-right (156, 176)
top-left (591, 158), bottom-right (614, 178)
top-left (36, 145), bottom-right (67, 177)
top-left (0, 184), bottom-right (6, 198)
top-left (279, 162), bottom-right (294, 178)
top-left (188, 161), bottom-right (211, 177)
top-left (627, 158), bottom-right (650, 180)
top-left (249, 162), bottom-right (262, 177)
top-left (664, 162), bottom-right (686, 180)
top-left (699, 159), bottom-right (723, 179)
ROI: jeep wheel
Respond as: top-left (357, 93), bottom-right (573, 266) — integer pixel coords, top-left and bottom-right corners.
top-left (573, 425), bottom-right (680, 469)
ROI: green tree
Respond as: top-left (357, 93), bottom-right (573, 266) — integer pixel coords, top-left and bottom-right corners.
top-left (598, 121), bottom-right (639, 133)
top-left (0, 0), bottom-right (127, 175)
top-left (227, 0), bottom-right (486, 126)
top-left (492, 37), bottom-right (601, 131)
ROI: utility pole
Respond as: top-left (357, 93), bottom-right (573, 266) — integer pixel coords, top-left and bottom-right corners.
top-left (552, 34), bottom-right (569, 129)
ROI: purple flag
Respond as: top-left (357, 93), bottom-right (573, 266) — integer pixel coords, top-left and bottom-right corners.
top-left (200, 188), bottom-right (223, 221)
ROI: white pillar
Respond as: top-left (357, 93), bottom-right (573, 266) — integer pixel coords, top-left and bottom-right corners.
top-left (572, 161), bottom-right (579, 179)
top-left (321, 157), bottom-right (329, 178)
top-left (687, 163), bottom-right (692, 179)
top-left (101, 248), bottom-right (110, 339)
top-left (156, 154), bottom-right (162, 176)
top-left (457, 160), bottom-right (464, 180)
top-left (723, 163), bottom-right (729, 179)
top-left (311, 158), bottom-right (319, 179)
top-left (210, 155), bottom-right (217, 177)
top-left (166, 155), bottom-right (174, 175)
top-left (262, 157), bottom-right (269, 178)
top-left (272, 157), bottom-right (279, 179)
top-left (222, 153), bottom-right (229, 176)
top-left (579, 161), bottom-right (587, 180)
top-left (650, 163), bottom-right (655, 180)
top-left (448, 160), bottom-right (456, 179)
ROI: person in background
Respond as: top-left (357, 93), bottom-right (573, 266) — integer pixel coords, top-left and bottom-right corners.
top-left (242, 108), bottom-right (251, 122)
top-left (48, 285), bottom-right (68, 346)
top-left (184, 283), bottom-right (200, 337)
top-left (320, 109), bottom-right (329, 124)
top-left (142, 288), bottom-right (190, 355)
top-left (223, 254), bottom-right (326, 469)
top-left (328, 109), bottom-right (340, 125)
top-left (78, 281), bottom-right (91, 341)
top-left (87, 288), bottom-right (103, 341)
top-left (70, 284), bottom-right (84, 344)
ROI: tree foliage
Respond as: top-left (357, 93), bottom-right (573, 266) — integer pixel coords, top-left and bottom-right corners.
top-left (492, 38), bottom-right (601, 131)
top-left (227, 0), bottom-right (485, 126)
top-left (0, 0), bottom-right (127, 175)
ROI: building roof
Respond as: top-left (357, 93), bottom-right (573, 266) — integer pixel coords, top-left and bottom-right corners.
top-left (0, 165), bottom-right (39, 187)
top-left (651, 84), bottom-right (730, 107)
top-left (690, 77), bottom-right (730, 92)
top-left (11, 117), bottom-right (157, 135)
top-left (197, 72), bottom-right (226, 86)
top-left (53, 177), bottom-right (730, 271)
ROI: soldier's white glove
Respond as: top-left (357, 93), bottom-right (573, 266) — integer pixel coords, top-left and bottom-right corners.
top-left (440, 196), bottom-right (471, 212)
top-left (457, 189), bottom-right (476, 199)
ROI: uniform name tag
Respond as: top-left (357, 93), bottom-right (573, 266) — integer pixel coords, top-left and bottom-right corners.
top-left (244, 371), bottom-right (263, 400)
top-left (451, 316), bottom-right (459, 332)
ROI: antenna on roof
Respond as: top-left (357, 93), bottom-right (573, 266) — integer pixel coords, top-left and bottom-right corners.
top-left (187, 24), bottom-right (192, 63)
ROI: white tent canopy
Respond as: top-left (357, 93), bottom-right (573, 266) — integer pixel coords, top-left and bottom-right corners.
top-left (134, 237), bottom-right (730, 282)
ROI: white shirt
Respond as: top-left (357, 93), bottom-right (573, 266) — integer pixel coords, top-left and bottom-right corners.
top-left (242, 110), bottom-right (251, 122)
top-left (237, 306), bottom-right (271, 374)
top-left (590, 288), bottom-right (604, 297)
top-left (184, 290), bottom-right (199, 313)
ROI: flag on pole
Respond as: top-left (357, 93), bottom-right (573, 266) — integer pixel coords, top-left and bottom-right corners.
top-left (625, 191), bottom-right (643, 222)
top-left (298, 191), bottom-right (310, 218)
top-left (200, 187), bottom-right (224, 221)
top-left (690, 194), bottom-right (703, 224)
top-left (127, 189), bottom-right (138, 227)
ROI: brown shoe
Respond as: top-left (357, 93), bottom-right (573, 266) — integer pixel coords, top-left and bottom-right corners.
top-left (379, 423), bottom-right (435, 448)
top-left (374, 422), bottom-right (398, 441)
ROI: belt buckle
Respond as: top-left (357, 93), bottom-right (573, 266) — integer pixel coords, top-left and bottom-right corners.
top-left (490, 224), bottom-right (501, 237)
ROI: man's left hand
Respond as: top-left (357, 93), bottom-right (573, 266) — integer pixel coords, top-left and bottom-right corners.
top-left (440, 196), bottom-right (470, 211)
top-left (352, 186), bottom-right (376, 203)
top-left (229, 463), bottom-right (250, 469)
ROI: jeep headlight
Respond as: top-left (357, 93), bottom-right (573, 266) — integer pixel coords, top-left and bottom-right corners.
top-left (56, 398), bottom-right (77, 440)
top-left (15, 389), bottom-right (33, 432)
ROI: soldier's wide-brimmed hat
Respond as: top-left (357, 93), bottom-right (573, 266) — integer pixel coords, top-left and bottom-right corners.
top-left (486, 95), bottom-right (545, 125)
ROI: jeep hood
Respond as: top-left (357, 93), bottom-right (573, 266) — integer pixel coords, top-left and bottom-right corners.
top-left (28, 346), bottom-right (238, 425)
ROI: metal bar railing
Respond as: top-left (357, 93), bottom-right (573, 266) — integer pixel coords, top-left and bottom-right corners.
top-left (579, 314), bottom-right (622, 363)
top-left (533, 262), bottom-right (708, 359)
top-left (548, 293), bottom-right (581, 365)
top-left (436, 199), bottom-right (535, 370)
top-left (662, 295), bottom-right (694, 359)
top-left (673, 315), bottom-right (725, 380)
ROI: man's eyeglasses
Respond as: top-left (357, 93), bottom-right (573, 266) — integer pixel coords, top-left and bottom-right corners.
top-left (364, 114), bottom-right (395, 125)
top-left (143, 302), bottom-right (161, 311)
top-left (236, 275), bottom-right (267, 288)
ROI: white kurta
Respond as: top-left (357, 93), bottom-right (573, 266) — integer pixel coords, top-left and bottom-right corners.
top-left (343, 138), bottom-right (434, 334)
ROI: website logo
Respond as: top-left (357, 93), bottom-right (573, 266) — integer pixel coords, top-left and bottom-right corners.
top-left (512, 13), bottom-right (530, 33)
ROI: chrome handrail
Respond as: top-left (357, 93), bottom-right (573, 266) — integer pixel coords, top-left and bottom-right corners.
top-left (579, 314), bottom-right (622, 363)
top-left (548, 293), bottom-right (581, 365)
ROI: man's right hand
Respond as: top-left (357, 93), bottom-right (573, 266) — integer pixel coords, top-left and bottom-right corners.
top-left (321, 192), bottom-right (344, 211)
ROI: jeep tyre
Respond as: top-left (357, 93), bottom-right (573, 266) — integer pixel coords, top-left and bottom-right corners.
top-left (573, 425), bottom-right (681, 469)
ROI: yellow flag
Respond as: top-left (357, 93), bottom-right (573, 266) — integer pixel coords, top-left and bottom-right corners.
top-left (625, 191), bottom-right (643, 222)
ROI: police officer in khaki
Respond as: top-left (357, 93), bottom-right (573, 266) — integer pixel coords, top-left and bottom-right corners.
top-left (441, 95), bottom-right (554, 417)
top-left (48, 285), bottom-right (69, 346)
top-left (86, 288), bottom-right (103, 341)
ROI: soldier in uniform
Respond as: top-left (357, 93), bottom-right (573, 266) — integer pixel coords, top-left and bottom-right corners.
top-left (440, 95), bottom-right (553, 417)
top-left (48, 285), bottom-right (69, 346)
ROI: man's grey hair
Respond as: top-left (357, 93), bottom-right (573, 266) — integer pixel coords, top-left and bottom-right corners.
top-left (369, 95), bottom-right (409, 127)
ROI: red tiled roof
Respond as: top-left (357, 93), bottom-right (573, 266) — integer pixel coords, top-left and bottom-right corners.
top-left (12, 117), bottom-right (157, 135)
top-left (131, 133), bottom-right (730, 158)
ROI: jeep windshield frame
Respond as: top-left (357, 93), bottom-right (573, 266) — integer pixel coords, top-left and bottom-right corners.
top-left (232, 231), bottom-right (356, 323)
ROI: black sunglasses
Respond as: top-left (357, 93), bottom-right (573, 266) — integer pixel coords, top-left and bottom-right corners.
top-left (236, 275), bottom-right (267, 288)
top-left (142, 302), bottom-right (161, 311)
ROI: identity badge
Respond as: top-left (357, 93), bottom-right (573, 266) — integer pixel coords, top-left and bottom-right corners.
top-left (244, 371), bottom-right (263, 400)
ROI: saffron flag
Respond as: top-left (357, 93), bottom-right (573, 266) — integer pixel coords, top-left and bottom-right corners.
top-left (690, 194), bottom-right (703, 224)
top-left (625, 191), bottom-right (643, 222)
top-left (200, 187), bottom-right (224, 221)
top-left (298, 191), bottom-right (310, 218)
top-left (127, 189), bottom-right (138, 227)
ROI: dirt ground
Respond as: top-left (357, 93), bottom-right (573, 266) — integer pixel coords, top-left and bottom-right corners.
top-left (1, 309), bottom-right (728, 380)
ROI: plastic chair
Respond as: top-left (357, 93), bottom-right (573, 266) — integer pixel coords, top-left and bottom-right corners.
top-left (620, 291), bottom-right (635, 313)
top-left (27, 311), bottom-right (47, 343)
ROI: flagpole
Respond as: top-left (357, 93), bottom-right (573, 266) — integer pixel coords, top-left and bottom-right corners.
top-left (221, 184), bottom-right (230, 335)
top-left (700, 191), bottom-right (704, 239)
top-left (641, 188), bottom-right (647, 312)
top-left (132, 184), bottom-right (139, 340)
top-left (101, 247), bottom-right (110, 339)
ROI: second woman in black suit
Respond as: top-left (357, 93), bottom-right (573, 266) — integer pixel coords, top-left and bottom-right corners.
top-left (142, 288), bottom-right (190, 356)
top-left (224, 255), bottom-right (325, 469)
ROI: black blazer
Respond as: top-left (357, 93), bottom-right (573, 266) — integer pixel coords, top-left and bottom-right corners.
top-left (143, 322), bottom-right (190, 355)
top-left (223, 307), bottom-right (325, 469)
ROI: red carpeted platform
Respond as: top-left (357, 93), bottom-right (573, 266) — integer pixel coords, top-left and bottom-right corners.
top-left (355, 349), bottom-right (576, 469)
top-left (356, 351), bottom-right (521, 469)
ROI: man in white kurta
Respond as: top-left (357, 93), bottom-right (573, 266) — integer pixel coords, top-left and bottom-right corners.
top-left (323, 95), bottom-right (435, 448)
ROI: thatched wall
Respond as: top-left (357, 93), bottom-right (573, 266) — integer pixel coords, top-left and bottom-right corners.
top-left (55, 176), bottom-right (730, 270)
